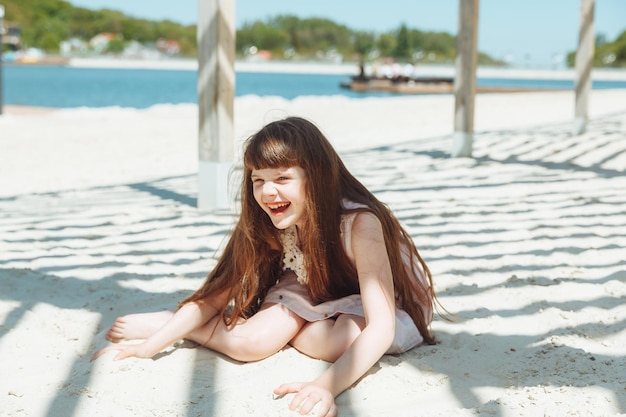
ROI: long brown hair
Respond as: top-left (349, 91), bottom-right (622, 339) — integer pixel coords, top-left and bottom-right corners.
top-left (182, 116), bottom-right (436, 344)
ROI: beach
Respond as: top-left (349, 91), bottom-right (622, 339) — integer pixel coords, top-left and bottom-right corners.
top-left (1, 89), bottom-right (625, 416)
top-left (66, 57), bottom-right (626, 81)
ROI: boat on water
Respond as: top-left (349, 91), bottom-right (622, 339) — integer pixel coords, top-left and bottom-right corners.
top-left (340, 75), bottom-right (552, 94)
top-left (341, 76), bottom-right (454, 94)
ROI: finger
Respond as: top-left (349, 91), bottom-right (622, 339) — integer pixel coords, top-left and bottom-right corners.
top-left (296, 393), bottom-right (323, 415)
top-left (290, 390), bottom-right (317, 414)
top-left (113, 348), bottom-right (134, 361)
top-left (91, 345), bottom-right (120, 361)
top-left (273, 382), bottom-right (303, 396)
top-left (296, 397), bottom-right (316, 415)
top-left (312, 398), bottom-right (337, 417)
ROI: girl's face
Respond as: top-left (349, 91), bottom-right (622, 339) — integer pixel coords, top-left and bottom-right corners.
top-left (251, 166), bottom-right (307, 230)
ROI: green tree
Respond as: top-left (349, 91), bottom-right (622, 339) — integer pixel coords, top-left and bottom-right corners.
top-left (377, 33), bottom-right (396, 58)
top-left (38, 32), bottom-right (61, 51)
top-left (269, 15), bottom-right (352, 55)
top-left (610, 31), bottom-right (626, 64)
top-left (106, 38), bottom-right (125, 53)
top-left (3, 0), bottom-right (514, 65)
top-left (352, 31), bottom-right (376, 56)
top-left (177, 36), bottom-right (196, 56)
top-left (567, 29), bottom-right (626, 68)
top-left (236, 21), bottom-right (290, 53)
top-left (31, 17), bottom-right (68, 51)
top-left (393, 24), bottom-right (411, 60)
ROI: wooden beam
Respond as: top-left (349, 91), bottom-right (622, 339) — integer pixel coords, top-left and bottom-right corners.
top-left (197, 0), bottom-right (236, 210)
top-left (452, 0), bottom-right (479, 157)
top-left (0, 5), bottom-right (5, 116)
top-left (574, 0), bottom-right (595, 135)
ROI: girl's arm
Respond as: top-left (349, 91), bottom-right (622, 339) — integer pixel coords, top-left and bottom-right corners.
top-left (93, 296), bottom-right (226, 361)
top-left (275, 212), bottom-right (397, 415)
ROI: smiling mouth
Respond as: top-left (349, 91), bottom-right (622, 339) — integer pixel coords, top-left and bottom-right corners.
top-left (267, 202), bottom-right (290, 214)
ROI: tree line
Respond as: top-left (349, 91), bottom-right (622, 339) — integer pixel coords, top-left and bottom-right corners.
top-left (567, 32), bottom-right (626, 68)
top-left (2, 0), bottom-right (197, 54)
top-left (3, 0), bottom-right (625, 67)
top-left (236, 16), bottom-right (501, 65)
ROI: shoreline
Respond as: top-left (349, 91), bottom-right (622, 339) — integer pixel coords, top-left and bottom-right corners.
top-left (10, 56), bottom-right (625, 81)
top-left (3, 105), bottom-right (59, 115)
top-left (3, 88), bottom-right (626, 116)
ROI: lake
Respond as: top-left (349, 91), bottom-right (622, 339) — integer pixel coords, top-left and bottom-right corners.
top-left (4, 64), bottom-right (626, 109)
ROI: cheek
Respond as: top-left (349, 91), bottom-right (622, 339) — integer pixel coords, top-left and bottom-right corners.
top-left (297, 185), bottom-right (308, 204)
top-left (252, 187), bottom-right (263, 206)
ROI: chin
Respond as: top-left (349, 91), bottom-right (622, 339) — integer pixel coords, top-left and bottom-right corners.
top-left (270, 216), bottom-right (296, 230)
top-left (272, 221), bottom-right (292, 230)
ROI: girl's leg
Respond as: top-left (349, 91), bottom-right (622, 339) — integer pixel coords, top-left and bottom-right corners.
top-left (106, 310), bottom-right (174, 343)
top-left (106, 290), bottom-right (230, 343)
top-left (187, 302), bottom-right (307, 362)
top-left (106, 302), bottom-right (306, 362)
top-left (289, 314), bottom-right (366, 362)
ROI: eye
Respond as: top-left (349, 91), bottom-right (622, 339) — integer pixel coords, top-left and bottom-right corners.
top-left (252, 178), bottom-right (264, 184)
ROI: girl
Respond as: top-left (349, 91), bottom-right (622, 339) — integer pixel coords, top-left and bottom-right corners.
top-left (94, 116), bottom-right (436, 417)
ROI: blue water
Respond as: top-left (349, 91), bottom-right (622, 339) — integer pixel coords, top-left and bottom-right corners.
top-left (3, 64), bottom-right (626, 109)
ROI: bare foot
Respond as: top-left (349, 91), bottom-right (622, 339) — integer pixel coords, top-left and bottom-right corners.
top-left (106, 310), bottom-right (174, 343)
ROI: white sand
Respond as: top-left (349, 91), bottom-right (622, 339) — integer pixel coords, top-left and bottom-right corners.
top-left (68, 57), bottom-right (626, 81)
top-left (1, 90), bottom-right (625, 417)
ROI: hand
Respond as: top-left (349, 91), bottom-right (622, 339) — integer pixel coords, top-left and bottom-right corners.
top-left (273, 382), bottom-right (338, 417)
top-left (91, 342), bottom-right (156, 362)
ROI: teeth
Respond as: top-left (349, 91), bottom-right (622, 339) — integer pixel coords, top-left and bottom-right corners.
top-left (268, 202), bottom-right (289, 209)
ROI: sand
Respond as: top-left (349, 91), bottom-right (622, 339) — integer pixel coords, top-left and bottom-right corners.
top-left (67, 57), bottom-right (626, 82)
top-left (1, 89), bottom-right (625, 417)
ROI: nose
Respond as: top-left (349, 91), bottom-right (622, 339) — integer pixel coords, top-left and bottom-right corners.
top-left (262, 181), bottom-right (277, 196)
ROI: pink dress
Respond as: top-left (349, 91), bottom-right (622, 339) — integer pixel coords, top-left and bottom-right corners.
top-left (264, 205), bottom-right (432, 354)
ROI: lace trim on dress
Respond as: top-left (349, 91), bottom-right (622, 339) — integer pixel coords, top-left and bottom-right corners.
top-left (280, 226), bottom-right (308, 285)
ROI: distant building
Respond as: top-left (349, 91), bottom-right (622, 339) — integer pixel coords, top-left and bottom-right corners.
top-left (122, 40), bottom-right (162, 59)
top-left (89, 32), bottom-right (118, 53)
top-left (244, 46), bottom-right (272, 62)
top-left (1, 22), bottom-right (22, 51)
top-left (121, 40), bottom-right (144, 58)
top-left (60, 38), bottom-right (89, 56)
top-left (155, 39), bottom-right (180, 56)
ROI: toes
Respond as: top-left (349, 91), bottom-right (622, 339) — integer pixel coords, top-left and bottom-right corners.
top-left (106, 328), bottom-right (123, 343)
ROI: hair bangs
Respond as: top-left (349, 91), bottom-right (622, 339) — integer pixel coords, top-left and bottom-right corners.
top-left (244, 134), bottom-right (299, 170)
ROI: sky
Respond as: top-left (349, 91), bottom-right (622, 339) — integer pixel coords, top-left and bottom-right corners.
top-left (67, 0), bottom-right (626, 68)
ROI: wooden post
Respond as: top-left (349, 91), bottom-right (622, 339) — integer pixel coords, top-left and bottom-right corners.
top-left (452, 0), bottom-right (479, 158)
top-left (574, 0), bottom-right (594, 135)
top-left (0, 5), bottom-right (5, 116)
top-left (197, 0), bottom-right (236, 210)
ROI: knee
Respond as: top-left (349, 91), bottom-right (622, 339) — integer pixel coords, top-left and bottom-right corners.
top-left (335, 316), bottom-right (364, 343)
top-left (200, 304), bottom-right (304, 362)
top-left (296, 317), bottom-right (364, 363)
top-left (324, 316), bottom-right (364, 360)
top-left (221, 327), bottom-right (283, 362)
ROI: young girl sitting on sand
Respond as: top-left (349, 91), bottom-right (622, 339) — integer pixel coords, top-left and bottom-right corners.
top-left (94, 116), bottom-right (437, 417)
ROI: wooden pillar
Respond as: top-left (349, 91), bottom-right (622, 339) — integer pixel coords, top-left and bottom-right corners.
top-left (197, 0), bottom-right (236, 210)
top-left (0, 5), bottom-right (5, 116)
top-left (574, 0), bottom-right (594, 135)
top-left (452, 0), bottom-right (479, 158)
